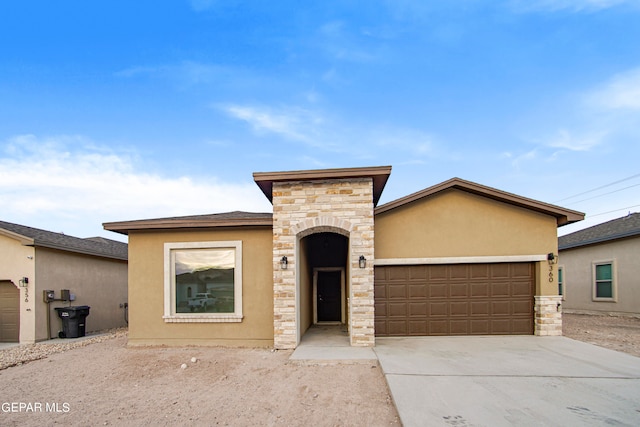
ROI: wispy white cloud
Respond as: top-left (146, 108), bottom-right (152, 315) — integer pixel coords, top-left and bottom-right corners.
top-left (509, 0), bottom-right (633, 13)
top-left (0, 135), bottom-right (269, 238)
top-left (219, 104), bottom-right (325, 144)
top-left (546, 129), bottom-right (606, 151)
top-left (584, 67), bottom-right (640, 110)
top-left (114, 61), bottom-right (233, 86)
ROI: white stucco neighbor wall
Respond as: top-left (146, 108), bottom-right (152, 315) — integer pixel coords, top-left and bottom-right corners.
top-left (272, 178), bottom-right (375, 349)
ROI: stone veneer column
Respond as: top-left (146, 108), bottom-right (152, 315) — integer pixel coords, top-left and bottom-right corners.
top-left (534, 296), bottom-right (563, 336)
top-left (272, 178), bottom-right (375, 349)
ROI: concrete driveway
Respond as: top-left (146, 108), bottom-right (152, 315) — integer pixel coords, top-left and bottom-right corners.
top-left (374, 336), bottom-right (640, 427)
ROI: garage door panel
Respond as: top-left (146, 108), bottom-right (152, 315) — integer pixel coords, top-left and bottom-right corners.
top-left (470, 283), bottom-right (489, 298)
top-left (409, 284), bottom-right (427, 298)
top-left (470, 302), bottom-right (489, 316)
top-left (450, 320), bottom-right (469, 335)
top-left (450, 302), bottom-right (468, 316)
top-left (388, 302), bottom-right (408, 317)
top-left (388, 284), bottom-right (407, 299)
top-left (429, 284), bottom-right (447, 298)
top-left (429, 302), bottom-right (448, 316)
top-left (409, 302), bottom-right (427, 316)
top-left (0, 281), bottom-right (20, 342)
top-left (491, 301), bottom-right (511, 316)
top-left (375, 263), bottom-right (534, 337)
top-left (450, 283), bottom-right (468, 298)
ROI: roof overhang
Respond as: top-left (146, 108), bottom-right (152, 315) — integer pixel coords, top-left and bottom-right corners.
top-left (375, 177), bottom-right (585, 227)
top-left (103, 212), bottom-right (273, 236)
top-left (253, 165), bottom-right (392, 206)
top-left (0, 228), bottom-right (34, 246)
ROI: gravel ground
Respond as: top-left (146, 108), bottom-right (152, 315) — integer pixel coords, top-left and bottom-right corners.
top-left (0, 313), bottom-right (638, 426)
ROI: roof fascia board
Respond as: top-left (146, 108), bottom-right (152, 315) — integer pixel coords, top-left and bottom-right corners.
top-left (103, 217), bottom-right (274, 235)
top-left (253, 165), bottom-right (392, 206)
top-left (375, 177), bottom-right (584, 226)
top-left (0, 228), bottom-right (35, 246)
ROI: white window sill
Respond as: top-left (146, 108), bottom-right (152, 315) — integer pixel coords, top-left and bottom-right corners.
top-left (163, 315), bottom-right (243, 323)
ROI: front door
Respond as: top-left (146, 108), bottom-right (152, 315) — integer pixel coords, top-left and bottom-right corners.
top-left (314, 269), bottom-right (344, 324)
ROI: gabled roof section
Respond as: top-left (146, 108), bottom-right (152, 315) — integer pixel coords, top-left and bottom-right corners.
top-left (375, 177), bottom-right (584, 227)
top-left (103, 211), bottom-right (273, 235)
top-left (0, 220), bottom-right (128, 261)
top-left (253, 165), bottom-right (392, 207)
top-left (559, 212), bottom-right (640, 250)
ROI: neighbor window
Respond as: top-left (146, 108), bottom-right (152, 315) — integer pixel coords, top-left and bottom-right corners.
top-left (593, 261), bottom-right (615, 301)
top-left (558, 266), bottom-right (564, 298)
top-left (164, 241), bottom-right (243, 322)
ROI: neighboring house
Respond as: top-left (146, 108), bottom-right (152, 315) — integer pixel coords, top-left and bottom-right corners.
top-left (104, 166), bottom-right (583, 349)
top-left (0, 221), bottom-right (128, 343)
top-left (558, 212), bottom-right (640, 316)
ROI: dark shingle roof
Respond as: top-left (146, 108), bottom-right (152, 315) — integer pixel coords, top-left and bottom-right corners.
top-left (559, 212), bottom-right (640, 250)
top-left (103, 211), bottom-right (273, 235)
top-left (0, 220), bottom-right (128, 260)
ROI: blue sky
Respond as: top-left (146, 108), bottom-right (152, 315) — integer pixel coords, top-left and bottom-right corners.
top-left (1, 0), bottom-right (639, 242)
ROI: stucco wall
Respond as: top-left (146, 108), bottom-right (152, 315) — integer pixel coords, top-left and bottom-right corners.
top-left (0, 233), bottom-right (36, 343)
top-left (374, 189), bottom-right (560, 296)
top-left (560, 237), bottom-right (640, 315)
top-left (127, 227), bottom-right (273, 346)
top-left (35, 248), bottom-right (128, 341)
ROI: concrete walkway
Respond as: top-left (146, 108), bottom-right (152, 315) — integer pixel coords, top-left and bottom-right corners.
top-left (290, 324), bottom-right (377, 364)
top-left (374, 336), bottom-right (640, 427)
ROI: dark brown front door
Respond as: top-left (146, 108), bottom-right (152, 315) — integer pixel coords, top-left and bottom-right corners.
top-left (0, 281), bottom-right (20, 342)
top-left (374, 263), bottom-right (535, 336)
top-left (317, 271), bottom-right (342, 322)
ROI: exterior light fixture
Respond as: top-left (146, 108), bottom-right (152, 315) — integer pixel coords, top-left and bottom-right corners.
top-left (547, 253), bottom-right (558, 265)
top-left (280, 256), bottom-right (288, 270)
top-left (359, 255), bottom-right (366, 269)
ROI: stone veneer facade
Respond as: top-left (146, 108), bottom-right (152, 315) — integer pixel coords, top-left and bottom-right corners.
top-left (272, 178), bottom-right (375, 349)
top-left (534, 295), bottom-right (563, 336)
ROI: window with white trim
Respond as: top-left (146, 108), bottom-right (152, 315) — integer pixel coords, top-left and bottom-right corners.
top-left (593, 260), bottom-right (615, 301)
top-left (164, 241), bottom-right (243, 322)
top-left (558, 266), bottom-right (564, 299)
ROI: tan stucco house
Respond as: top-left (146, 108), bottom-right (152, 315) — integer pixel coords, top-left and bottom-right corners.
top-left (558, 212), bottom-right (640, 316)
top-left (104, 166), bottom-right (583, 349)
top-left (0, 221), bottom-right (128, 343)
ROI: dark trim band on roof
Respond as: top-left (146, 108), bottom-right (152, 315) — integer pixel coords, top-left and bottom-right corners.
top-left (103, 211), bottom-right (274, 235)
top-left (253, 165), bottom-right (392, 206)
top-left (375, 177), bottom-right (584, 227)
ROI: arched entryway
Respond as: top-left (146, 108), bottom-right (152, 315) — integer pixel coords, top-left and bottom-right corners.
top-left (0, 281), bottom-right (20, 342)
top-left (297, 232), bottom-right (349, 342)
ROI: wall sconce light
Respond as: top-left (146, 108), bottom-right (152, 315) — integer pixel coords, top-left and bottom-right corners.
top-left (359, 255), bottom-right (366, 269)
top-left (18, 277), bottom-right (29, 287)
top-left (280, 256), bottom-right (288, 270)
top-left (547, 252), bottom-right (558, 265)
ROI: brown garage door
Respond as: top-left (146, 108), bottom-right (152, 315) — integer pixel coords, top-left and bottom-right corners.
top-left (375, 263), bottom-right (534, 336)
top-left (0, 281), bottom-right (20, 342)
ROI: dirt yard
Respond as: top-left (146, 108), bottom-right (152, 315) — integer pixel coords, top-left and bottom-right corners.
top-left (0, 333), bottom-right (400, 427)
top-left (1, 313), bottom-right (639, 427)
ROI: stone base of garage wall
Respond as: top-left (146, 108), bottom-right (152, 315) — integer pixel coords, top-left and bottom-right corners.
top-left (534, 296), bottom-right (563, 336)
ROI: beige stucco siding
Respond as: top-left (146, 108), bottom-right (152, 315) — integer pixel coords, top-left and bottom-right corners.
top-left (0, 233), bottom-right (36, 343)
top-left (560, 237), bottom-right (640, 315)
top-left (127, 227), bottom-right (273, 347)
top-left (374, 189), bottom-right (560, 296)
top-left (35, 248), bottom-right (128, 341)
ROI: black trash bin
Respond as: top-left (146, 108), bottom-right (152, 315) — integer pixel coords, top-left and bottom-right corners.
top-left (54, 306), bottom-right (90, 338)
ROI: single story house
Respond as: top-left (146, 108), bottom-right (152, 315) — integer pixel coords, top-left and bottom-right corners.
top-left (0, 221), bottom-right (128, 343)
top-left (103, 166), bottom-right (583, 349)
top-left (558, 212), bottom-right (640, 316)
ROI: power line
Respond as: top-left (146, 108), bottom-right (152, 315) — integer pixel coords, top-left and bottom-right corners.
top-left (565, 183), bottom-right (640, 205)
top-left (588, 204), bottom-right (640, 218)
top-left (554, 172), bottom-right (640, 203)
